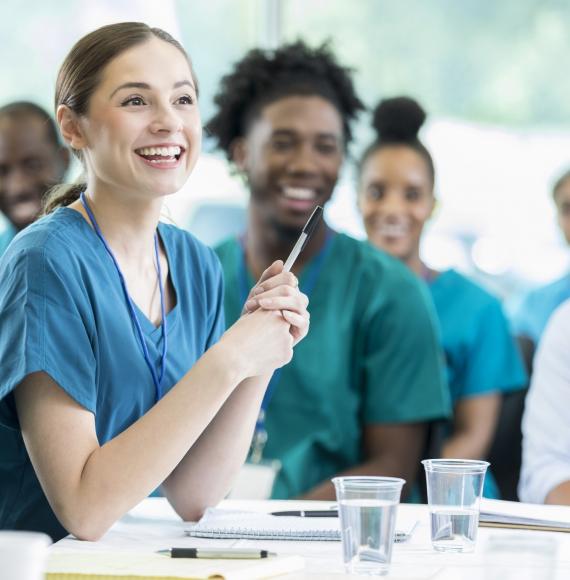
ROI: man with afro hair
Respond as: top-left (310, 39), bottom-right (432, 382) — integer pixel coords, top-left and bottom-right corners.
top-left (209, 41), bottom-right (450, 500)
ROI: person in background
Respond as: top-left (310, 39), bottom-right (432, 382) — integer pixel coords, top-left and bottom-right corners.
top-left (0, 22), bottom-right (309, 542)
top-left (511, 169), bottom-right (570, 371)
top-left (208, 42), bottom-right (450, 501)
top-left (357, 96), bottom-right (527, 498)
top-left (0, 101), bottom-right (69, 254)
top-left (519, 298), bottom-right (570, 504)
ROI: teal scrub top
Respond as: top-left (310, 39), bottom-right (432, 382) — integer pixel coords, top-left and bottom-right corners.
top-left (510, 274), bottom-right (570, 345)
top-left (0, 208), bottom-right (225, 541)
top-left (0, 223), bottom-right (16, 256)
top-left (216, 233), bottom-right (450, 499)
top-left (428, 269), bottom-right (527, 498)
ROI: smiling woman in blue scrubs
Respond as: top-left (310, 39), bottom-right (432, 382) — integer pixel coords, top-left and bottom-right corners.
top-left (0, 22), bottom-right (309, 542)
top-left (357, 97), bottom-right (527, 498)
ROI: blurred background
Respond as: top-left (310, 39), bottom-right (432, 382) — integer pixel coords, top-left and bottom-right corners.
top-left (2, 0), bottom-right (569, 307)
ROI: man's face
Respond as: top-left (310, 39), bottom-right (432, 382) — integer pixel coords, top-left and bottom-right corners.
top-left (234, 95), bottom-right (344, 234)
top-left (0, 115), bottom-right (68, 230)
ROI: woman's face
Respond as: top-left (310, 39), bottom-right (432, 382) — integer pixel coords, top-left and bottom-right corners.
top-left (234, 95), bottom-right (344, 233)
top-left (72, 37), bottom-right (201, 200)
top-left (358, 145), bottom-right (434, 264)
top-left (555, 178), bottom-right (570, 245)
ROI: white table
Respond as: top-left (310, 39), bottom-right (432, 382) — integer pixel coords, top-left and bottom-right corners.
top-left (52, 498), bottom-right (570, 579)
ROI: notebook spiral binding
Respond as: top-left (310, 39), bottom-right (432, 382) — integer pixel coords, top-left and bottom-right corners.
top-left (186, 526), bottom-right (341, 541)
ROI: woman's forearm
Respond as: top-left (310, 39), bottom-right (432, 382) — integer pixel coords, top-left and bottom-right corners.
top-left (18, 342), bottom-right (246, 541)
top-left (162, 373), bottom-right (271, 519)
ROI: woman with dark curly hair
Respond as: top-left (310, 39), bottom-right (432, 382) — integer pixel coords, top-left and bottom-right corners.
top-left (357, 96), bottom-right (527, 498)
top-left (208, 42), bottom-right (450, 500)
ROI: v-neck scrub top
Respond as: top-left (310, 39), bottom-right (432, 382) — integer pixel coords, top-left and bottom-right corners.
top-left (0, 208), bottom-right (225, 541)
top-left (216, 233), bottom-right (450, 499)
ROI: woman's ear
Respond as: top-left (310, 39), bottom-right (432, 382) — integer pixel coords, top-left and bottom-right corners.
top-left (57, 105), bottom-right (87, 151)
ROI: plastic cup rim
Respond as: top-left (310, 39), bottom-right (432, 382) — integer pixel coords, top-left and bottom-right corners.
top-left (0, 531), bottom-right (52, 547)
top-left (422, 458), bottom-right (490, 473)
top-left (332, 475), bottom-right (406, 490)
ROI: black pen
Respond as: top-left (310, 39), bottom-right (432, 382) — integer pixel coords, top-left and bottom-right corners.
top-left (157, 548), bottom-right (276, 559)
top-left (270, 509), bottom-right (338, 517)
top-left (282, 206), bottom-right (323, 272)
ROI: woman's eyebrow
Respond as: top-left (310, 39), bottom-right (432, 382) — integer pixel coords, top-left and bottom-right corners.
top-left (109, 79), bottom-right (195, 99)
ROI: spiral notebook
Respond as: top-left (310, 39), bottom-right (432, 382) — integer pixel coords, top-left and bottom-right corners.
top-left (185, 508), bottom-right (417, 542)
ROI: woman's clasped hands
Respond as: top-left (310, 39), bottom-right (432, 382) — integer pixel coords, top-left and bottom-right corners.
top-left (220, 260), bottom-right (310, 378)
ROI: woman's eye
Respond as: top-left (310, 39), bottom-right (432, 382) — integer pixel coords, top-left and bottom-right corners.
top-left (121, 96), bottom-right (146, 107)
top-left (176, 95), bottom-right (194, 105)
top-left (406, 188), bottom-right (420, 201)
top-left (368, 186), bottom-right (384, 200)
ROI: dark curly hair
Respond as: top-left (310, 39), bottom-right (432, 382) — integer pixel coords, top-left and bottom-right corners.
top-left (207, 41), bottom-right (364, 160)
top-left (359, 96), bottom-right (435, 186)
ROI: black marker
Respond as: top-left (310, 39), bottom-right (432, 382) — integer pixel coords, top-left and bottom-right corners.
top-left (157, 548), bottom-right (276, 559)
top-left (270, 509), bottom-right (338, 517)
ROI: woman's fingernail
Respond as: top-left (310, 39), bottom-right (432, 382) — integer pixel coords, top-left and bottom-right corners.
top-left (259, 298), bottom-right (273, 307)
top-left (245, 299), bottom-right (256, 310)
top-left (253, 286), bottom-right (264, 295)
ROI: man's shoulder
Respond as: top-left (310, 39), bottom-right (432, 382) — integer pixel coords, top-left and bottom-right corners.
top-left (333, 233), bottom-right (415, 279)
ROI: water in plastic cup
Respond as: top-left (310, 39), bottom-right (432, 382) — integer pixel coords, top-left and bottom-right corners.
top-left (332, 476), bottom-right (405, 576)
top-left (422, 459), bottom-right (489, 553)
top-left (0, 531), bottom-right (52, 580)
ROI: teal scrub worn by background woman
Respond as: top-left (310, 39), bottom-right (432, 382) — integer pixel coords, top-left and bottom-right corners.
top-left (0, 208), bottom-right (225, 541)
top-left (216, 232), bottom-right (451, 499)
top-left (428, 269), bottom-right (527, 498)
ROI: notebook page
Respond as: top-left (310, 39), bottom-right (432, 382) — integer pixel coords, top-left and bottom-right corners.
top-left (47, 550), bottom-right (305, 580)
top-left (186, 508), bottom-right (418, 542)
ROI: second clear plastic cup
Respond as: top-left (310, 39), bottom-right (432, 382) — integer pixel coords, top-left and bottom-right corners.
top-left (422, 459), bottom-right (489, 553)
top-left (332, 476), bottom-right (405, 576)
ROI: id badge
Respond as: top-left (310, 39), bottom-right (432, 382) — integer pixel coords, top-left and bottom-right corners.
top-left (227, 459), bottom-right (281, 500)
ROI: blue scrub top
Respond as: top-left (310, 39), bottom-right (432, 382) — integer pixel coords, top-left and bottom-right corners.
top-left (0, 223), bottom-right (16, 256)
top-left (428, 269), bottom-right (527, 498)
top-left (510, 274), bottom-right (570, 345)
top-left (0, 208), bottom-right (225, 541)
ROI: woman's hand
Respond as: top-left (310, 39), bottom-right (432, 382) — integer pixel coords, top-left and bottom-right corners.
top-left (242, 260), bottom-right (310, 346)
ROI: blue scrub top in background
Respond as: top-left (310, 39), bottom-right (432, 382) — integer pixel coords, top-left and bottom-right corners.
top-left (0, 208), bottom-right (225, 541)
top-left (0, 223), bottom-right (16, 256)
top-left (428, 269), bottom-right (527, 498)
top-left (510, 274), bottom-right (570, 345)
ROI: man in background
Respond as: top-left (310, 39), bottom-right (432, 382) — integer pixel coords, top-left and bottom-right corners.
top-left (0, 101), bottom-right (69, 254)
top-left (511, 169), bottom-right (570, 371)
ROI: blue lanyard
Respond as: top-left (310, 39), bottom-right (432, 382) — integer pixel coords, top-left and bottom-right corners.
top-left (80, 192), bottom-right (168, 401)
top-left (239, 229), bottom-right (335, 461)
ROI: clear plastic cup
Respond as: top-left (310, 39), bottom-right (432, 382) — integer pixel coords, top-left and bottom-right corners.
top-left (332, 476), bottom-right (405, 576)
top-left (422, 458), bottom-right (489, 553)
top-left (0, 531), bottom-right (52, 580)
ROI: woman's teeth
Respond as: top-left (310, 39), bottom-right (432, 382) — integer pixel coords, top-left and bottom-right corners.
top-left (377, 223), bottom-right (409, 237)
top-left (136, 146), bottom-right (182, 157)
top-left (283, 187), bottom-right (316, 200)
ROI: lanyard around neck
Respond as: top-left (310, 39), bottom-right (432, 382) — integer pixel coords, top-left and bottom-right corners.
top-left (80, 192), bottom-right (168, 401)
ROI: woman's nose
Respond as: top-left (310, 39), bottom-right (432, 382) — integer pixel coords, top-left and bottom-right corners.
top-left (149, 105), bottom-right (182, 134)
